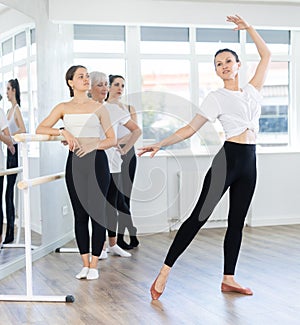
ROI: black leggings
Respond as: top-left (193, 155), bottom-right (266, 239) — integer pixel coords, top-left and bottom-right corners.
top-left (164, 142), bottom-right (257, 275)
top-left (120, 146), bottom-right (137, 209)
top-left (106, 172), bottom-right (135, 237)
top-left (0, 144), bottom-right (18, 235)
top-left (65, 150), bottom-right (110, 256)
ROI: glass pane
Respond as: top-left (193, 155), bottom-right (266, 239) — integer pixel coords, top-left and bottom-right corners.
top-left (141, 59), bottom-right (191, 149)
top-left (73, 40), bottom-right (124, 53)
top-left (140, 41), bottom-right (190, 54)
top-left (246, 43), bottom-right (289, 55)
top-left (73, 58), bottom-right (125, 77)
top-left (14, 64), bottom-right (29, 132)
top-left (247, 61), bottom-right (289, 146)
top-left (196, 42), bottom-right (240, 55)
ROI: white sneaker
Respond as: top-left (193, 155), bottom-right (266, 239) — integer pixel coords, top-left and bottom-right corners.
top-left (87, 268), bottom-right (99, 280)
top-left (75, 267), bottom-right (89, 279)
top-left (108, 244), bottom-right (131, 257)
top-left (99, 249), bottom-right (108, 260)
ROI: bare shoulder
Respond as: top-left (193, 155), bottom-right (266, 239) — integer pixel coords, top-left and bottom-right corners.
top-left (94, 102), bottom-right (109, 118)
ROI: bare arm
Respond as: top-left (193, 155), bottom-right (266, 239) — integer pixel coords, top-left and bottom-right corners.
top-left (36, 103), bottom-right (79, 151)
top-left (97, 105), bottom-right (117, 149)
top-left (0, 127), bottom-right (13, 146)
top-left (138, 114), bottom-right (208, 157)
top-left (12, 106), bottom-right (26, 134)
top-left (119, 119), bottom-right (142, 155)
top-left (227, 14), bottom-right (271, 90)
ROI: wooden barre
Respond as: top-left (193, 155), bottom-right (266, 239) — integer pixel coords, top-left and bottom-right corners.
top-left (0, 167), bottom-right (23, 176)
top-left (17, 172), bottom-right (65, 190)
top-left (14, 133), bottom-right (64, 143)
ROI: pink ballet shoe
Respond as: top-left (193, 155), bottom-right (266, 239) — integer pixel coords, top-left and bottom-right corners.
top-left (221, 282), bottom-right (253, 295)
top-left (150, 276), bottom-right (165, 300)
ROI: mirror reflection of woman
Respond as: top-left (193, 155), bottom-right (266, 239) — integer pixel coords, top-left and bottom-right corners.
top-left (0, 95), bottom-right (15, 245)
top-left (3, 78), bottom-right (26, 244)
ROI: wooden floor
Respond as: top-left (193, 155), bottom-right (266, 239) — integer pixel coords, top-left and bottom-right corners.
top-left (0, 224), bottom-right (299, 325)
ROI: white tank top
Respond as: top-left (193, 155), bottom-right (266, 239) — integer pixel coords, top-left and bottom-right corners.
top-left (63, 113), bottom-right (105, 138)
top-left (7, 104), bottom-right (19, 136)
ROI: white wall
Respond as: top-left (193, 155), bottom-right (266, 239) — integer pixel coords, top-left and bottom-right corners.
top-left (132, 150), bottom-right (300, 234)
top-left (49, 0), bottom-right (300, 29)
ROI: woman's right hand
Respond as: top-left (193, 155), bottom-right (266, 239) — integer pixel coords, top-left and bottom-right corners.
top-left (61, 129), bottom-right (80, 152)
top-left (137, 143), bottom-right (161, 158)
top-left (8, 144), bottom-right (15, 155)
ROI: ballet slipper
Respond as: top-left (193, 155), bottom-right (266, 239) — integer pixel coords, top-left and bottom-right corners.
top-left (150, 276), bottom-right (165, 300)
top-left (221, 282), bottom-right (253, 295)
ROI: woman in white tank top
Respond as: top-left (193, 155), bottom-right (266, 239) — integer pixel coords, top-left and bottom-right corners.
top-left (36, 65), bottom-right (116, 280)
top-left (2, 79), bottom-right (26, 244)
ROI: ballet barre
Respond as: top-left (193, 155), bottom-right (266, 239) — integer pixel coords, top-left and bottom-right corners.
top-left (0, 167), bottom-right (33, 250)
top-left (0, 133), bottom-right (74, 303)
top-left (17, 172), bottom-right (65, 190)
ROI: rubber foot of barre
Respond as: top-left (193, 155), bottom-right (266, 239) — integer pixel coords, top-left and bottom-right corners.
top-left (66, 295), bottom-right (75, 303)
top-left (55, 248), bottom-right (61, 253)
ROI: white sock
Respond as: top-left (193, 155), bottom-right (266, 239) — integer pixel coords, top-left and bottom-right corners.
top-left (75, 267), bottom-right (89, 279)
top-left (108, 244), bottom-right (131, 257)
top-left (87, 268), bottom-right (99, 280)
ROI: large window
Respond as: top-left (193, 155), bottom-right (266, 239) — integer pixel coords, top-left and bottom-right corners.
top-left (73, 24), bottom-right (126, 76)
top-left (74, 24), bottom-right (292, 149)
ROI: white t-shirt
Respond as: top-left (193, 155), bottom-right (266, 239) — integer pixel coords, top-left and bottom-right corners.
top-left (0, 109), bottom-right (9, 170)
top-left (104, 102), bottom-right (131, 173)
top-left (197, 84), bottom-right (263, 139)
top-left (117, 104), bottom-right (131, 139)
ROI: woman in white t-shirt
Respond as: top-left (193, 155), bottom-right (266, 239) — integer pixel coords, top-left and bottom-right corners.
top-left (139, 15), bottom-right (271, 299)
top-left (89, 71), bottom-right (141, 258)
top-left (0, 106), bottom-right (15, 244)
top-left (3, 78), bottom-right (26, 244)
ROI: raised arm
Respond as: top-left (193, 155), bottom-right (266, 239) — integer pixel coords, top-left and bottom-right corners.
top-left (138, 113), bottom-right (208, 157)
top-left (227, 14), bottom-right (271, 90)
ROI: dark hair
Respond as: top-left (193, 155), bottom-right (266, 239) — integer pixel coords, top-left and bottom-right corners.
top-left (214, 48), bottom-right (240, 67)
top-left (65, 65), bottom-right (86, 97)
top-left (106, 74), bottom-right (125, 101)
top-left (8, 78), bottom-right (21, 106)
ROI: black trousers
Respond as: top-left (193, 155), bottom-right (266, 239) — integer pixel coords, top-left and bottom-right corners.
top-left (164, 141), bottom-right (257, 275)
top-left (0, 144), bottom-right (18, 235)
top-left (65, 150), bottom-right (110, 256)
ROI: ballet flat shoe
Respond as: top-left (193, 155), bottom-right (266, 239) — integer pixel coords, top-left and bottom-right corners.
top-left (150, 277), bottom-right (164, 300)
top-left (221, 282), bottom-right (253, 295)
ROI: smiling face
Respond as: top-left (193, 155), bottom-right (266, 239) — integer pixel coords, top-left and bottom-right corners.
top-left (214, 51), bottom-right (241, 81)
top-left (90, 78), bottom-right (108, 103)
top-left (109, 77), bottom-right (125, 99)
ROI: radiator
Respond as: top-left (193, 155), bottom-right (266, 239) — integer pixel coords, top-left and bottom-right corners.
top-left (177, 171), bottom-right (228, 225)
